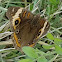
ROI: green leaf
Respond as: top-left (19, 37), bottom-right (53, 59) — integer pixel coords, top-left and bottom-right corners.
top-left (18, 59), bottom-right (33, 62)
top-left (43, 45), bottom-right (53, 49)
top-left (22, 46), bottom-right (38, 58)
top-left (55, 44), bottom-right (62, 55)
top-left (35, 49), bottom-right (46, 55)
top-left (37, 57), bottom-right (48, 62)
top-left (47, 33), bottom-right (54, 40)
top-left (54, 38), bottom-right (62, 45)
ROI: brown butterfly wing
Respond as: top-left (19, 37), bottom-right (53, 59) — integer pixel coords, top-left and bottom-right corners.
top-left (6, 7), bottom-right (50, 52)
top-left (6, 7), bottom-right (20, 20)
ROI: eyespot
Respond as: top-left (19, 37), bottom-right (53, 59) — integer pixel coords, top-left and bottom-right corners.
top-left (13, 18), bottom-right (21, 30)
top-left (16, 30), bottom-right (19, 34)
top-left (14, 18), bottom-right (21, 26)
top-left (15, 20), bottom-right (19, 25)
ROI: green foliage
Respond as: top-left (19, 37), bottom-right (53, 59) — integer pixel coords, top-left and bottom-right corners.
top-left (49, 0), bottom-right (60, 5)
top-left (22, 46), bottom-right (38, 59)
top-left (21, 46), bottom-right (49, 62)
top-left (43, 45), bottom-right (54, 49)
top-left (51, 14), bottom-right (62, 28)
top-left (54, 38), bottom-right (62, 45)
top-left (47, 33), bottom-right (54, 40)
top-left (18, 59), bottom-right (34, 62)
top-left (54, 38), bottom-right (62, 55)
top-left (46, 33), bottom-right (62, 55)
top-left (5, 50), bottom-right (21, 59)
top-left (37, 57), bottom-right (48, 62)
top-left (55, 44), bottom-right (62, 55)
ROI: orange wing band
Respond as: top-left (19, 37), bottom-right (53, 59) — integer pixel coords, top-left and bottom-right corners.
top-left (14, 32), bottom-right (21, 47)
top-left (27, 13), bottom-right (30, 18)
top-left (23, 11), bottom-right (26, 17)
top-left (29, 43), bottom-right (35, 47)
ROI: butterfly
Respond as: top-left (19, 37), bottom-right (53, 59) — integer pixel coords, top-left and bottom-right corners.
top-left (6, 7), bottom-right (50, 52)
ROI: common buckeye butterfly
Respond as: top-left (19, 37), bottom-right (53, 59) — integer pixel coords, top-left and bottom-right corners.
top-left (6, 7), bottom-right (50, 52)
